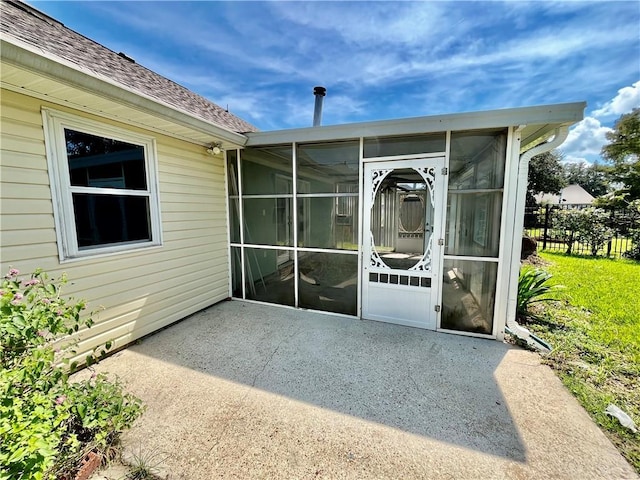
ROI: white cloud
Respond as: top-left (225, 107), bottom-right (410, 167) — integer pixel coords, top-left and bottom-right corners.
top-left (214, 91), bottom-right (275, 123)
top-left (270, 2), bottom-right (449, 48)
top-left (559, 117), bottom-right (612, 161)
top-left (59, 1), bottom-right (639, 131)
top-left (593, 81), bottom-right (640, 117)
top-left (97, 1), bottom-right (639, 98)
top-left (561, 81), bottom-right (639, 164)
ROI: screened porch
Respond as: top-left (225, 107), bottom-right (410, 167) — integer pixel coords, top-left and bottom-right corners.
top-left (227, 127), bottom-right (508, 337)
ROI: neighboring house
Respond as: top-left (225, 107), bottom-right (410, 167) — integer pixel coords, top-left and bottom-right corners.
top-left (535, 184), bottom-right (595, 206)
top-left (1, 0), bottom-right (585, 356)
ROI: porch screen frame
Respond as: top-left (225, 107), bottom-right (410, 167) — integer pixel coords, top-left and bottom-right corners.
top-left (227, 127), bottom-right (517, 339)
top-left (227, 142), bottom-right (360, 318)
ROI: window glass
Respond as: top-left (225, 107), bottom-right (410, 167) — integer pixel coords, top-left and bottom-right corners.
top-left (298, 196), bottom-right (359, 250)
top-left (445, 192), bottom-right (503, 257)
top-left (227, 151), bottom-right (241, 243)
top-left (44, 110), bottom-right (161, 259)
top-left (441, 259), bottom-right (497, 335)
top-left (72, 194), bottom-right (151, 248)
top-left (449, 130), bottom-right (507, 190)
top-left (241, 146), bottom-right (293, 195)
top-left (297, 141), bottom-right (359, 193)
top-left (298, 251), bottom-right (357, 315)
top-left (227, 150), bottom-right (239, 196)
top-left (229, 196), bottom-right (240, 243)
top-left (231, 247), bottom-right (242, 298)
top-left (65, 129), bottom-right (147, 189)
top-left (244, 247), bottom-right (294, 306)
top-left (363, 133), bottom-right (445, 158)
top-left (242, 198), bottom-right (293, 246)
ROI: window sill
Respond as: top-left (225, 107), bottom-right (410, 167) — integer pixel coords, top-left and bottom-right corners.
top-left (59, 242), bottom-right (163, 264)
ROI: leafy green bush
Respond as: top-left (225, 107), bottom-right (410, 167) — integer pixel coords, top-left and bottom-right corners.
top-left (623, 200), bottom-right (640, 261)
top-left (575, 207), bottom-right (615, 256)
top-left (624, 228), bottom-right (640, 260)
top-left (517, 266), bottom-right (561, 319)
top-left (0, 268), bottom-right (144, 480)
top-left (552, 207), bottom-right (615, 256)
top-left (551, 208), bottom-right (586, 254)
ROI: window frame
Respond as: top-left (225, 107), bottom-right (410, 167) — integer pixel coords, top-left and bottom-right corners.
top-left (43, 108), bottom-right (162, 261)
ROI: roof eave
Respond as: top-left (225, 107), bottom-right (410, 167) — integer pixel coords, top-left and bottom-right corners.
top-left (245, 102), bottom-right (586, 146)
top-left (0, 36), bottom-right (248, 147)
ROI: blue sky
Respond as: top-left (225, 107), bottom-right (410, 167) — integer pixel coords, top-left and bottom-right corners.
top-left (30, 1), bottom-right (640, 164)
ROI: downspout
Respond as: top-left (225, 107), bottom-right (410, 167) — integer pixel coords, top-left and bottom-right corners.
top-left (505, 126), bottom-right (569, 352)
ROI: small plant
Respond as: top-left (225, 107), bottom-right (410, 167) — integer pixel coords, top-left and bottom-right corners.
top-left (0, 268), bottom-right (144, 480)
top-left (517, 266), bottom-right (561, 320)
top-left (125, 447), bottom-right (168, 480)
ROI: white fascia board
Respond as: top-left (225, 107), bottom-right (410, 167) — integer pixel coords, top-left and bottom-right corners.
top-left (0, 36), bottom-right (248, 147)
top-left (246, 102), bottom-right (586, 146)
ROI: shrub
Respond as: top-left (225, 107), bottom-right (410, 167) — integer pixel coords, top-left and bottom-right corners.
top-left (623, 200), bottom-right (640, 260)
top-left (574, 207), bottom-right (615, 256)
top-left (0, 268), bottom-right (143, 480)
top-left (623, 228), bottom-right (640, 260)
top-left (552, 207), bottom-right (615, 256)
top-left (551, 208), bottom-right (585, 254)
top-left (517, 266), bottom-right (561, 319)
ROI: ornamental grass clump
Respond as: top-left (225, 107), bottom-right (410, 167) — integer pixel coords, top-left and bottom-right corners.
top-left (517, 266), bottom-right (562, 320)
top-left (0, 268), bottom-right (143, 480)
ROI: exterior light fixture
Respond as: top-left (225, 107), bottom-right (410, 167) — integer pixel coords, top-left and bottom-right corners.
top-left (206, 142), bottom-right (223, 155)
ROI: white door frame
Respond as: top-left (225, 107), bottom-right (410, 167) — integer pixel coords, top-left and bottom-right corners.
top-left (361, 157), bottom-right (447, 330)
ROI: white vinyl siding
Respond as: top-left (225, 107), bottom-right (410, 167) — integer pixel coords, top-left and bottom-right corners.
top-left (0, 89), bottom-right (230, 360)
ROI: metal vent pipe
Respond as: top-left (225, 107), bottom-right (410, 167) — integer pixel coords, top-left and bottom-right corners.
top-left (313, 86), bottom-right (326, 127)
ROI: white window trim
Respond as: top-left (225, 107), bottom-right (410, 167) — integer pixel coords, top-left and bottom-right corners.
top-left (42, 108), bottom-right (162, 262)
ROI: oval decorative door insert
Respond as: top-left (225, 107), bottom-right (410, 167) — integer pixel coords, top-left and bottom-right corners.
top-left (369, 166), bottom-right (436, 272)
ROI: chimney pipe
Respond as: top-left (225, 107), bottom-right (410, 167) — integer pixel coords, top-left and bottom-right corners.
top-left (313, 86), bottom-right (326, 127)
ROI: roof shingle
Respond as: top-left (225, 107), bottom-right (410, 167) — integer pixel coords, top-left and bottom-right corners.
top-left (0, 0), bottom-right (258, 134)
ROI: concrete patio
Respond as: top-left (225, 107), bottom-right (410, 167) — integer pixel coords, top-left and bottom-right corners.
top-left (88, 301), bottom-right (637, 479)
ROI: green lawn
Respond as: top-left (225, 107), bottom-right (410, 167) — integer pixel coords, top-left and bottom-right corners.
top-left (526, 252), bottom-right (640, 472)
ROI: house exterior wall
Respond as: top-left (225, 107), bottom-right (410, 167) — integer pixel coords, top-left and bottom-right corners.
top-left (0, 88), bottom-right (229, 359)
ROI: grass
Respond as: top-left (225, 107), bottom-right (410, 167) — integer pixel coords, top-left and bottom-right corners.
top-left (524, 252), bottom-right (640, 472)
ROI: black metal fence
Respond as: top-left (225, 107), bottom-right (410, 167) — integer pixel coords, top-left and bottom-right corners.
top-left (524, 204), bottom-right (638, 257)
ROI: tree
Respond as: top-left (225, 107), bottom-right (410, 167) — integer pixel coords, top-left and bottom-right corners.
top-left (563, 161), bottom-right (610, 197)
top-left (601, 108), bottom-right (640, 202)
top-left (527, 150), bottom-right (567, 206)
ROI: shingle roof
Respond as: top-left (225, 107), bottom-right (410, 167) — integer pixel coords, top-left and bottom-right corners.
top-left (535, 184), bottom-right (595, 206)
top-left (0, 0), bottom-right (257, 134)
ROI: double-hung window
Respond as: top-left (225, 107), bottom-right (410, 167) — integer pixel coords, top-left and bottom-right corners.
top-left (43, 109), bottom-right (162, 260)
